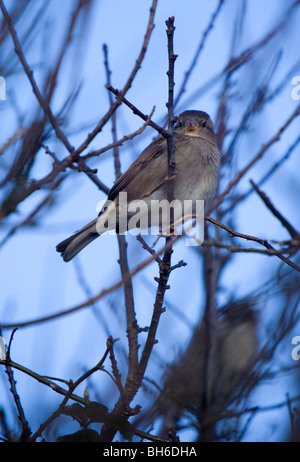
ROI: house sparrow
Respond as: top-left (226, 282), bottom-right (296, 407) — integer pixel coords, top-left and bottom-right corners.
top-left (154, 301), bottom-right (259, 433)
top-left (56, 110), bottom-right (220, 261)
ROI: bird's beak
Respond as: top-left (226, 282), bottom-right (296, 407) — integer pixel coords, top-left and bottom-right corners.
top-left (185, 117), bottom-right (198, 132)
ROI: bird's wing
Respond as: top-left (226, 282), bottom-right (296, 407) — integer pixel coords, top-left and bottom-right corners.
top-left (107, 135), bottom-right (168, 203)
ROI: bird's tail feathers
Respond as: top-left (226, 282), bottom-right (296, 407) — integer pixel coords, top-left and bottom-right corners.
top-left (56, 218), bottom-right (99, 262)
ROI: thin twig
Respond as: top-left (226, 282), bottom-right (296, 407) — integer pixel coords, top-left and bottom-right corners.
top-left (0, 358), bottom-right (88, 404)
top-left (107, 85), bottom-right (168, 138)
top-left (205, 215), bottom-right (300, 273)
top-left (222, 133), bottom-right (300, 215)
top-left (174, 0), bottom-right (225, 108)
top-left (79, 114), bottom-right (155, 161)
top-left (71, 0), bottom-right (158, 159)
top-left (136, 235), bottom-right (162, 264)
top-left (202, 238), bottom-right (293, 256)
top-left (181, 0), bottom-right (300, 108)
top-left (3, 329), bottom-right (32, 440)
top-left (29, 337), bottom-right (117, 441)
top-left (0, 0), bottom-right (74, 153)
top-left (208, 101), bottom-right (300, 213)
top-left (107, 336), bottom-right (123, 394)
top-left (250, 180), bottom-right (300, 239)
top-left (103, 43), bottom-right (139, 390)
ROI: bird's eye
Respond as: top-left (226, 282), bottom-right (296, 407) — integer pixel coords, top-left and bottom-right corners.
top-left (202, 121), bottom-right (207, 128)
top-left (176, 120), bottom-right (183, 128)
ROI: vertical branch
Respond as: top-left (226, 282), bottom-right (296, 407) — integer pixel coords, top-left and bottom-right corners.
top-left (102, 44), bottom-right (139, 378)
top-left (199, 225), bottom-right (219, 441)
top-left (99, 17), bottom-right (178, 442)
top-left (4, 329), bottom-right (31, 441)
top-left (140, 15), bottom-right (178, 380)
top-left (165, 16), bottom-right (177, 215)
top-left (103, 44), bottom-right (121, 179)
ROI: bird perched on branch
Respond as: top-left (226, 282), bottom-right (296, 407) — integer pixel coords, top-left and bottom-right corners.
top-left (56, 110), bottom-right (220, 261)
top-left (153, 301), bottom-right (259, 436)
